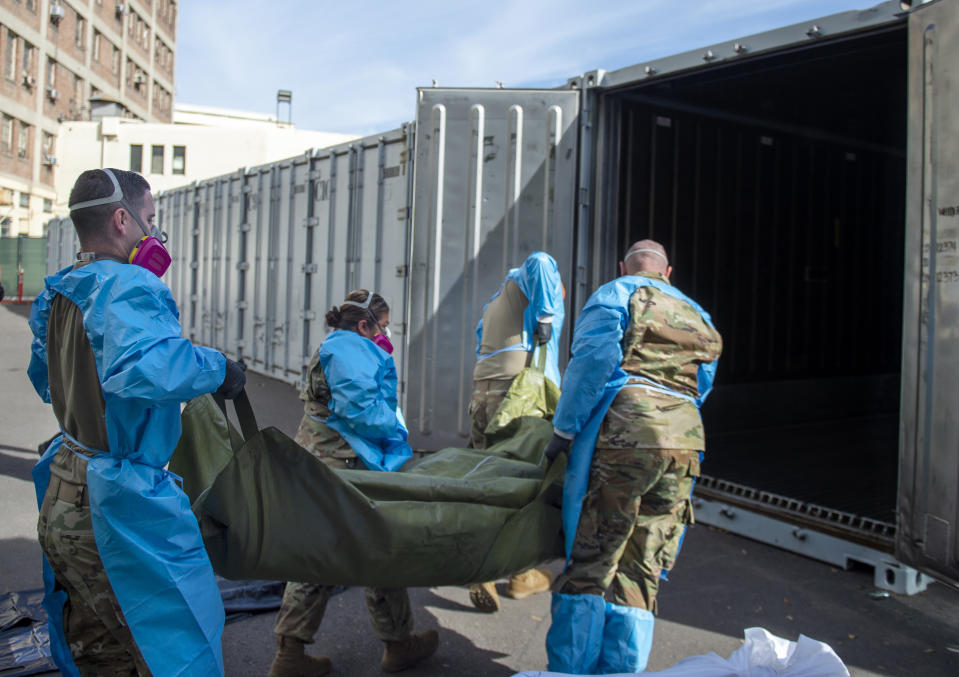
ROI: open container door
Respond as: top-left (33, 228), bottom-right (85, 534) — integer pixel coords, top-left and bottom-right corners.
top-left (407, 88), bottom-right (579, 449)
top-left (898, 0), bottom-right (959, 589)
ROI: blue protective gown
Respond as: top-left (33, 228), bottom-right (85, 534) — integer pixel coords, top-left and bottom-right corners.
top-left (319, 329), bottom-right (413, 472)
top-left (29, 261), bottom-right (227, 677)
top-left (475, 251), bottom-right (566, 387)
top-left (547, 274), bottom-right (718, 675)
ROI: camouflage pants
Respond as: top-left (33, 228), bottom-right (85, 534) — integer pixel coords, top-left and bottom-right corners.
top-left (468, 378), bottom-right (512, 449)
top-left (37, 447), bottom-right (150, 676)
top-left (555, 446), bottom-right (699, 613)
top-left (274, 582), bottom-right (412, 643)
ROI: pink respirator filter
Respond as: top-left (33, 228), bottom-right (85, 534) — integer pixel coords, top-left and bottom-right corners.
top-left (129, 236), bottom-right (172, 277)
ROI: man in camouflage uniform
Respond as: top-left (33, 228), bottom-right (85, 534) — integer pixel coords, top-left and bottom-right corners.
top-left (270, 340), bottom-right (437, 676)
top-left (31, 168), bottom-right (245, 675)
top-left (542, 239), bottom-right (722, 674)
top-left (467, 252), bottom-right (565, 611)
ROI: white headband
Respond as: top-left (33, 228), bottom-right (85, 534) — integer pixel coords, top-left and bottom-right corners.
top-left (624, 248), bottom-right (669, 265)
top-left (341, 291), bottom-right (376, 310)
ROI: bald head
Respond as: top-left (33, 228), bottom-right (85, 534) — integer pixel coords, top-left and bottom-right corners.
top-left (621, 239), bottom-right (671, 277)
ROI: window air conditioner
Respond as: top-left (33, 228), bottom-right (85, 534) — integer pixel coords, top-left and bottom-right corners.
top-left (22, 74), bottom-right (36, 88)
top-left (116, 2), bottom-right (126, 17)
top-left (133, 72), bottom-right (146, 84)
top-left (18, 150), bottom-right (28, 159)
top-left (42, 155), bottom-right (57, 166)
top-left (49, 4), bottom-right (65, 23)
top-left (46, 86), bottom-right (59, 101)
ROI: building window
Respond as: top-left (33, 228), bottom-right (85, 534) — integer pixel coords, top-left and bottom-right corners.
top-left (73, 74), bottom-right (83, 104)
top-left (93, 31), bottom-right (100, 61)
top-left (17, 123), bottom-right (29, 159)
top-left (0, 218), bottom-right (9, 237)
top-left (46, 58), bottom-right (56, 86)
top-left (111, 46), bottom-right (120, 75)
top-left (5, 31), bottom-right (17, 81)
top-left (75, 15), bottom-right (87, 50)
top-left (19, 192), bottom-right (29, 208)
top-left (44, 198), bottom-right (52, 212)
top-left (130, 144), bottom-right (143, 172)
top-left (26, 0), bottom-right (37, 12)
top-left (172, 145), bottom-right (185, 175)
top-left (1, 116), bottom-right (12, 154)
top-left (22, 41), bottom-right (35, 74)
top-left (42, 132), bottom-right (54, 154)
top-left (151, 145), bottom-right (163, 174)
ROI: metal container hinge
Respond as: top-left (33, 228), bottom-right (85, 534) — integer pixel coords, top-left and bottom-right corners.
top-left (236, 301), bottom-right (248, 309)
top-left (303, 217), bottom-right (319, 228)
top-left (190, 262), bottom-right (199, 269)
top-left (302, 263), bottom-right (319, 274)
top-left (301, 310), bottom-right (316, 320)
top-left (236, 262), bottom-right (250, 271)
top-left (309, 170), bottom-right (322, 180)
top-left (395, 264), bottom-right (408, 277)
top-left (239, 223), bottom-right (251, 232)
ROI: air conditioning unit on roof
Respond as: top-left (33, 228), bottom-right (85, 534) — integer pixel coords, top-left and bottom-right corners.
top-left (49, 4), bottom-right (65, 23)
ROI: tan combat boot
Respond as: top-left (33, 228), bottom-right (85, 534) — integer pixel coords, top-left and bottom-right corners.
top-left (381, 629), bottom-right (439, 673)
top-left (506, 568), bottom-right (553, 600)
top-left (268, 635), bottom-right (332, 677)
top-left (468, 581), bottom-right (500, 612)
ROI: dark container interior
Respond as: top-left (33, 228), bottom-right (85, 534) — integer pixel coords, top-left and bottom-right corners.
top-left (602, 24), bottom-right (908, 525)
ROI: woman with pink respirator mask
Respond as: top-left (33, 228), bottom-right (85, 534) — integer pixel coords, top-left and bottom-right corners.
top-left (268, 289), bottom-right (439, 677)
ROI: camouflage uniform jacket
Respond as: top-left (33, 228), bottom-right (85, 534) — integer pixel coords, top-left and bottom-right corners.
top-left (294, 350), bottom-right (356, 461)
top-left (610, 272), bottom-right (723, 449)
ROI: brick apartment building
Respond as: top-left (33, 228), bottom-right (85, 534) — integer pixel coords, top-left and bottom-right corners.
top-left (0, 0), bottom-right (176, 236)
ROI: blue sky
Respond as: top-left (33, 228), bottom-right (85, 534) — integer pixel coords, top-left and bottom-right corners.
top-left (175, 0), bottom-right (878, 137)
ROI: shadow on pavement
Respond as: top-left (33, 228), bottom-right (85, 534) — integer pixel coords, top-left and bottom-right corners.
top-left (0, 448), bottom-right (39, 483)
top-left (656, 524), bottom-right (959, 677)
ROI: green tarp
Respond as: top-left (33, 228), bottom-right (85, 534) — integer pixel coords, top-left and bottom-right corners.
top-left (170, 367), bottom-right (566, 588)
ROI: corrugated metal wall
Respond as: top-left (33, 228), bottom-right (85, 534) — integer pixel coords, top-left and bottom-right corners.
top-left (45, 218), bottom-right (79, 276)
top-left (158, 126), bottom-right (415, 390)
top-left (41, 128), bottom-right (415, 392)
top-left (406, 88), bottom-right (580, 449)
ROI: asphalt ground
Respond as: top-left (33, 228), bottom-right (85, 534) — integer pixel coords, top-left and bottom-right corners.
top-left (1, 301), bottom-right (957, 676)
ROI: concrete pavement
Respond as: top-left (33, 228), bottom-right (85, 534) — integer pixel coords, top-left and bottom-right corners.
top-left (1, 301), bottom-right (957, 676)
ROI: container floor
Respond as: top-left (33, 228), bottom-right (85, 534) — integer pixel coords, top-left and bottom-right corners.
top-left (703, 413), bottom-right (899, 524)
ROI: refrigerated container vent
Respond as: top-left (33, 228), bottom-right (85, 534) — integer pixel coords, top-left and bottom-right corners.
top-left (697, 474), bottom-right (896, 540)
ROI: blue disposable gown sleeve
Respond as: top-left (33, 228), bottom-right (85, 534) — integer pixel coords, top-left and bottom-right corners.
top-left (324, 347), bottom-right (400, 442)
top-left (523, 253), bottom-right (564, 323)
top-left (97, 282), bottom-right (225, 405)
top-left (552, 300), bottom-right (626, 437)
top-left (27, 282), bottom-right (59, 403)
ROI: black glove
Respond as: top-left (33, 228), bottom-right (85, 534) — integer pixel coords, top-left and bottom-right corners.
top-left (217, 357), bottom-right (247, 399)
top-left (534, 321), bottom-right (553, 345)
top-left (543, 433), bottom-right (571, 463)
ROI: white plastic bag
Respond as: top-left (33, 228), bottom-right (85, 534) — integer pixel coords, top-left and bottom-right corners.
top-left (513, 627), bottom-right (849, 677)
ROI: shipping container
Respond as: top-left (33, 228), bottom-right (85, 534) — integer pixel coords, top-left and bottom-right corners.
top-left (406, 0), bottom-right (958, 590)
top-left (154, 127), bottom-right (415, 386)
top-left (45, 0), bottom-right (957, 590)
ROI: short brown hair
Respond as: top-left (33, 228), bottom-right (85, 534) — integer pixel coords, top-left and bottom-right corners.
top-left (68, 168), bottom-right (150, 240)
